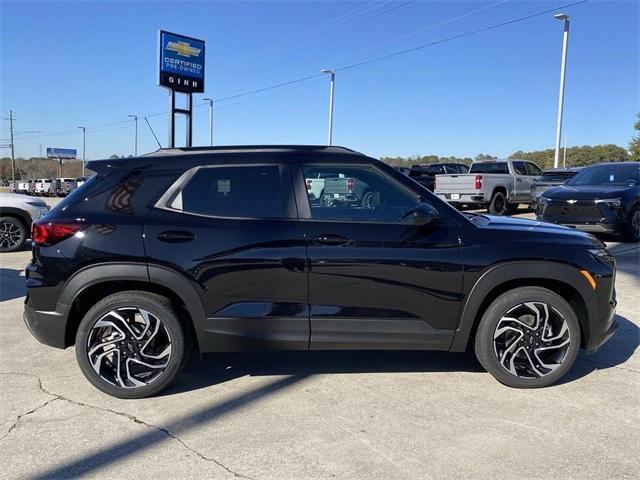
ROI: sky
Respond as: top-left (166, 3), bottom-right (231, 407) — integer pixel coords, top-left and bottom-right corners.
top-left (0, 0), bottom-right (638, 160)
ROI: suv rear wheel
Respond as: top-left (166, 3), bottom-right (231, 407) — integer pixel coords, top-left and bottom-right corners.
top-left (75, 291), bottom-right (186, 399)
top-left (474, 287), bottom-right (580, 388)
top-left (0, 216), bottom-right (27, 252)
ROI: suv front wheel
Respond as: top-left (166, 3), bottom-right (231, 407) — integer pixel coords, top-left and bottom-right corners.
top-left (474, 287), bottom-right (580, 388)
top-left (75, 291), bottom-right (186, 399)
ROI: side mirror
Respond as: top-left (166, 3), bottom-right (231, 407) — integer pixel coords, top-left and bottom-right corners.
top-left (413, 202), bottom-right (440, 227)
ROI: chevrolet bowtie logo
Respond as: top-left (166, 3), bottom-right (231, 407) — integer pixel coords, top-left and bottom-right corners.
top-left (566, 199), bottom-right (578, 204)
top-left (166, 41), bottom-right (201, 57)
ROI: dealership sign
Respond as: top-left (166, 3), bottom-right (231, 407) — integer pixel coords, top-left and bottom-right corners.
top-left (46, 148), bottom-right (77, 159)
top-left (158, 30), bottom-right (205, 93)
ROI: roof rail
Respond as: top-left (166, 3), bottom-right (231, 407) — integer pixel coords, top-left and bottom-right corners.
top-left (142, 144), bottom-right (363, 157)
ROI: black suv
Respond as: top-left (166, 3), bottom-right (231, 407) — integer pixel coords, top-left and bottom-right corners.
top-left (24, 146), bottom-right (618, 398)
top-left (537, 162), bottom-right (640, 242)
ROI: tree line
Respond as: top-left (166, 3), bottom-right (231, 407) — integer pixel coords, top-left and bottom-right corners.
top-left (0, 157), bottom-right (90, 183)
top-left (382, 144), bottom-right (632, 170)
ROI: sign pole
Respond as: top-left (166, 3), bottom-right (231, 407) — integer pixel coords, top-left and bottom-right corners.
top-left (186, 93), bottom-right (192, 147)
top-left (168, 90), bottom-right (175, 148)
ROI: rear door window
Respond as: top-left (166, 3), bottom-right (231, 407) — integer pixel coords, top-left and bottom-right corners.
top-left (175, 165), bottom-right (286, 219)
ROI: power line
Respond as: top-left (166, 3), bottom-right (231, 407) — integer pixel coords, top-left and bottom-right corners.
top-left (335, 0), bottom-right (590, 74)
top-left (221, 0), bottom-right (398, 74)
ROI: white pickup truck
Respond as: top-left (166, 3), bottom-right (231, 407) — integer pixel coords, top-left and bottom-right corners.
top-left (434, 159), bottom-right (543, 215)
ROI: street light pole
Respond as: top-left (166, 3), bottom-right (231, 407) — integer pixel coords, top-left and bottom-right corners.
top-left (78, 126), bottom-right (86, 177)
top-left (553, 13), bottom-right (570, 169)
top-left (8, 110), bottom-right (15, 186)
top-left (321, 69), bottom-right (335, 146)
top-left (203, 98), bottom-right (214, 146)
top-left (128, 115), bottom-right (138, 156)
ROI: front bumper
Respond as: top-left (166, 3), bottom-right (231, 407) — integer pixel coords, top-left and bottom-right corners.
top-left (536, 217), bottom-right (625, 235)
top-left (584, 298), bottom-right (618, 352)
top-left (23, 302), bottom-right (70, 349)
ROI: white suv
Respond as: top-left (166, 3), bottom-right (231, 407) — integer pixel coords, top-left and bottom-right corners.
top-left (0, 193), bottom-right (49, 252)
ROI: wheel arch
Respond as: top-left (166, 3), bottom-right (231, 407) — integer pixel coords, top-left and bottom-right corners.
top-left (61, 263), bottom-right (206, 351)
top-left (491, 186), bottom-right (507, 198)
top-left (0, 207), bottom-right (32, 228)
top-left (449, 261), bottom-right (596, 352)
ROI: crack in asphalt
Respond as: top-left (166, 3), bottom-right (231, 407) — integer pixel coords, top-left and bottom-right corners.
top-left (0, 396), bottom-right (59, 442)
top-left (0, 371), bottom-right (252, 479)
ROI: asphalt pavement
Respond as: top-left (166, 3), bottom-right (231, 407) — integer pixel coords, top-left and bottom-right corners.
top-left (0, 200), bottom-right (638, 479)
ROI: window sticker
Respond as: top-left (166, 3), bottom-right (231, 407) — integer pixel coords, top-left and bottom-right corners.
top-left (217, 179), bottom-right (231, 194)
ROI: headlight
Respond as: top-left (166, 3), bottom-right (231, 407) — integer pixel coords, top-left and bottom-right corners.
top-left (594, 198), bottom-right (621, 207)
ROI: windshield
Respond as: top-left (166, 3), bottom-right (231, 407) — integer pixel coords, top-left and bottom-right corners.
top-left (567, 164), bottom-right (639, 187)
top-left (539, 171), bottom-right (579, 182)
top-left (469, 162), bottom-right (509, 174)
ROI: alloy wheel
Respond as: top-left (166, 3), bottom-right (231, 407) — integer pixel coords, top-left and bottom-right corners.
top-left (86, 307), bottom-right (172, 388)
top-left (493, 302), bottom-right (570, 379)
top-left (0, 221), bottom-right (23, 249)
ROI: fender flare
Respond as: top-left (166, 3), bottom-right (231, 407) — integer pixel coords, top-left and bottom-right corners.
top-left (0, 207), bottom-right (32, 227)
top-left (449, 261), bottom-right (597, 352)
top-left (59, 262), bottom-right (207, 349)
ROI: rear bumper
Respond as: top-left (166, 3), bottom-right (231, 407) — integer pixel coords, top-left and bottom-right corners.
top-left (23, 302), bottom-right (70, 349)
top-left (436, 193), bottom-right (485, 204)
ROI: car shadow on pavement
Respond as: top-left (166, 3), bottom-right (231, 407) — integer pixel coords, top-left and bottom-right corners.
top-left (0, 267), bottom-right (26, 302)
top-left (167, 349), bottom-right (484, 396)
top-left (31, 373), bottom-right (310, 480)
top-left (560, 314), bottom-right (638, 385)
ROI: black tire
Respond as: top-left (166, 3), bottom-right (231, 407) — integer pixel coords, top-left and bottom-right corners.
top-left (361, 190), bottom-right (376, 209)
top-left (488, 191), bottom-right (507, 215)
top-left (0, 216), bottom-right (27, 252)
top-left (474, 287), bottom-right (581, 388)
top-left (623, 205), bottom-right (640, 243)
top-left (75, 291), bottom-right (187, 399)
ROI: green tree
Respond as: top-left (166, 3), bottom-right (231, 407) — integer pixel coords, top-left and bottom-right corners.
top-left (629, 113), bottom-right (640, 161)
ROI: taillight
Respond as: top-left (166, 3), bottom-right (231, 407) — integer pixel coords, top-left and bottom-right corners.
top-left (347, 178), bottom-right (354, 191)
top-left (306, 180), bottom-right (312, 190)
top-left (32, 222), bottom-right (87, 246)
top-left (475, 175), bottom-right (483, 190)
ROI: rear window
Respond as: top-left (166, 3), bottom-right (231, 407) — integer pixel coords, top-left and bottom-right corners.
top-left (469, 162), bottom-right (509, 174)
top-left (177, 165), bottom-right (285, 218)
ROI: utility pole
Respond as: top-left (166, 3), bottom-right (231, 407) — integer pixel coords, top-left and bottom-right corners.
top-left (78, 126), bottom-right (86, 177)
top-left (321, 69), bottom-right (335, 146)
top-left (128, 115), bottom-right (138, 156)
top-left (203, 98), bottom-right (214, 146)
top-left (553, 13), bottom-right (570, 169)
top-left (8, 110), bottom-right (16, 186)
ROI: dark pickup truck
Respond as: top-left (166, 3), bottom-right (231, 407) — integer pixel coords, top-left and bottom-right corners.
top-left (409, 163), bottom-right (469, 191)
